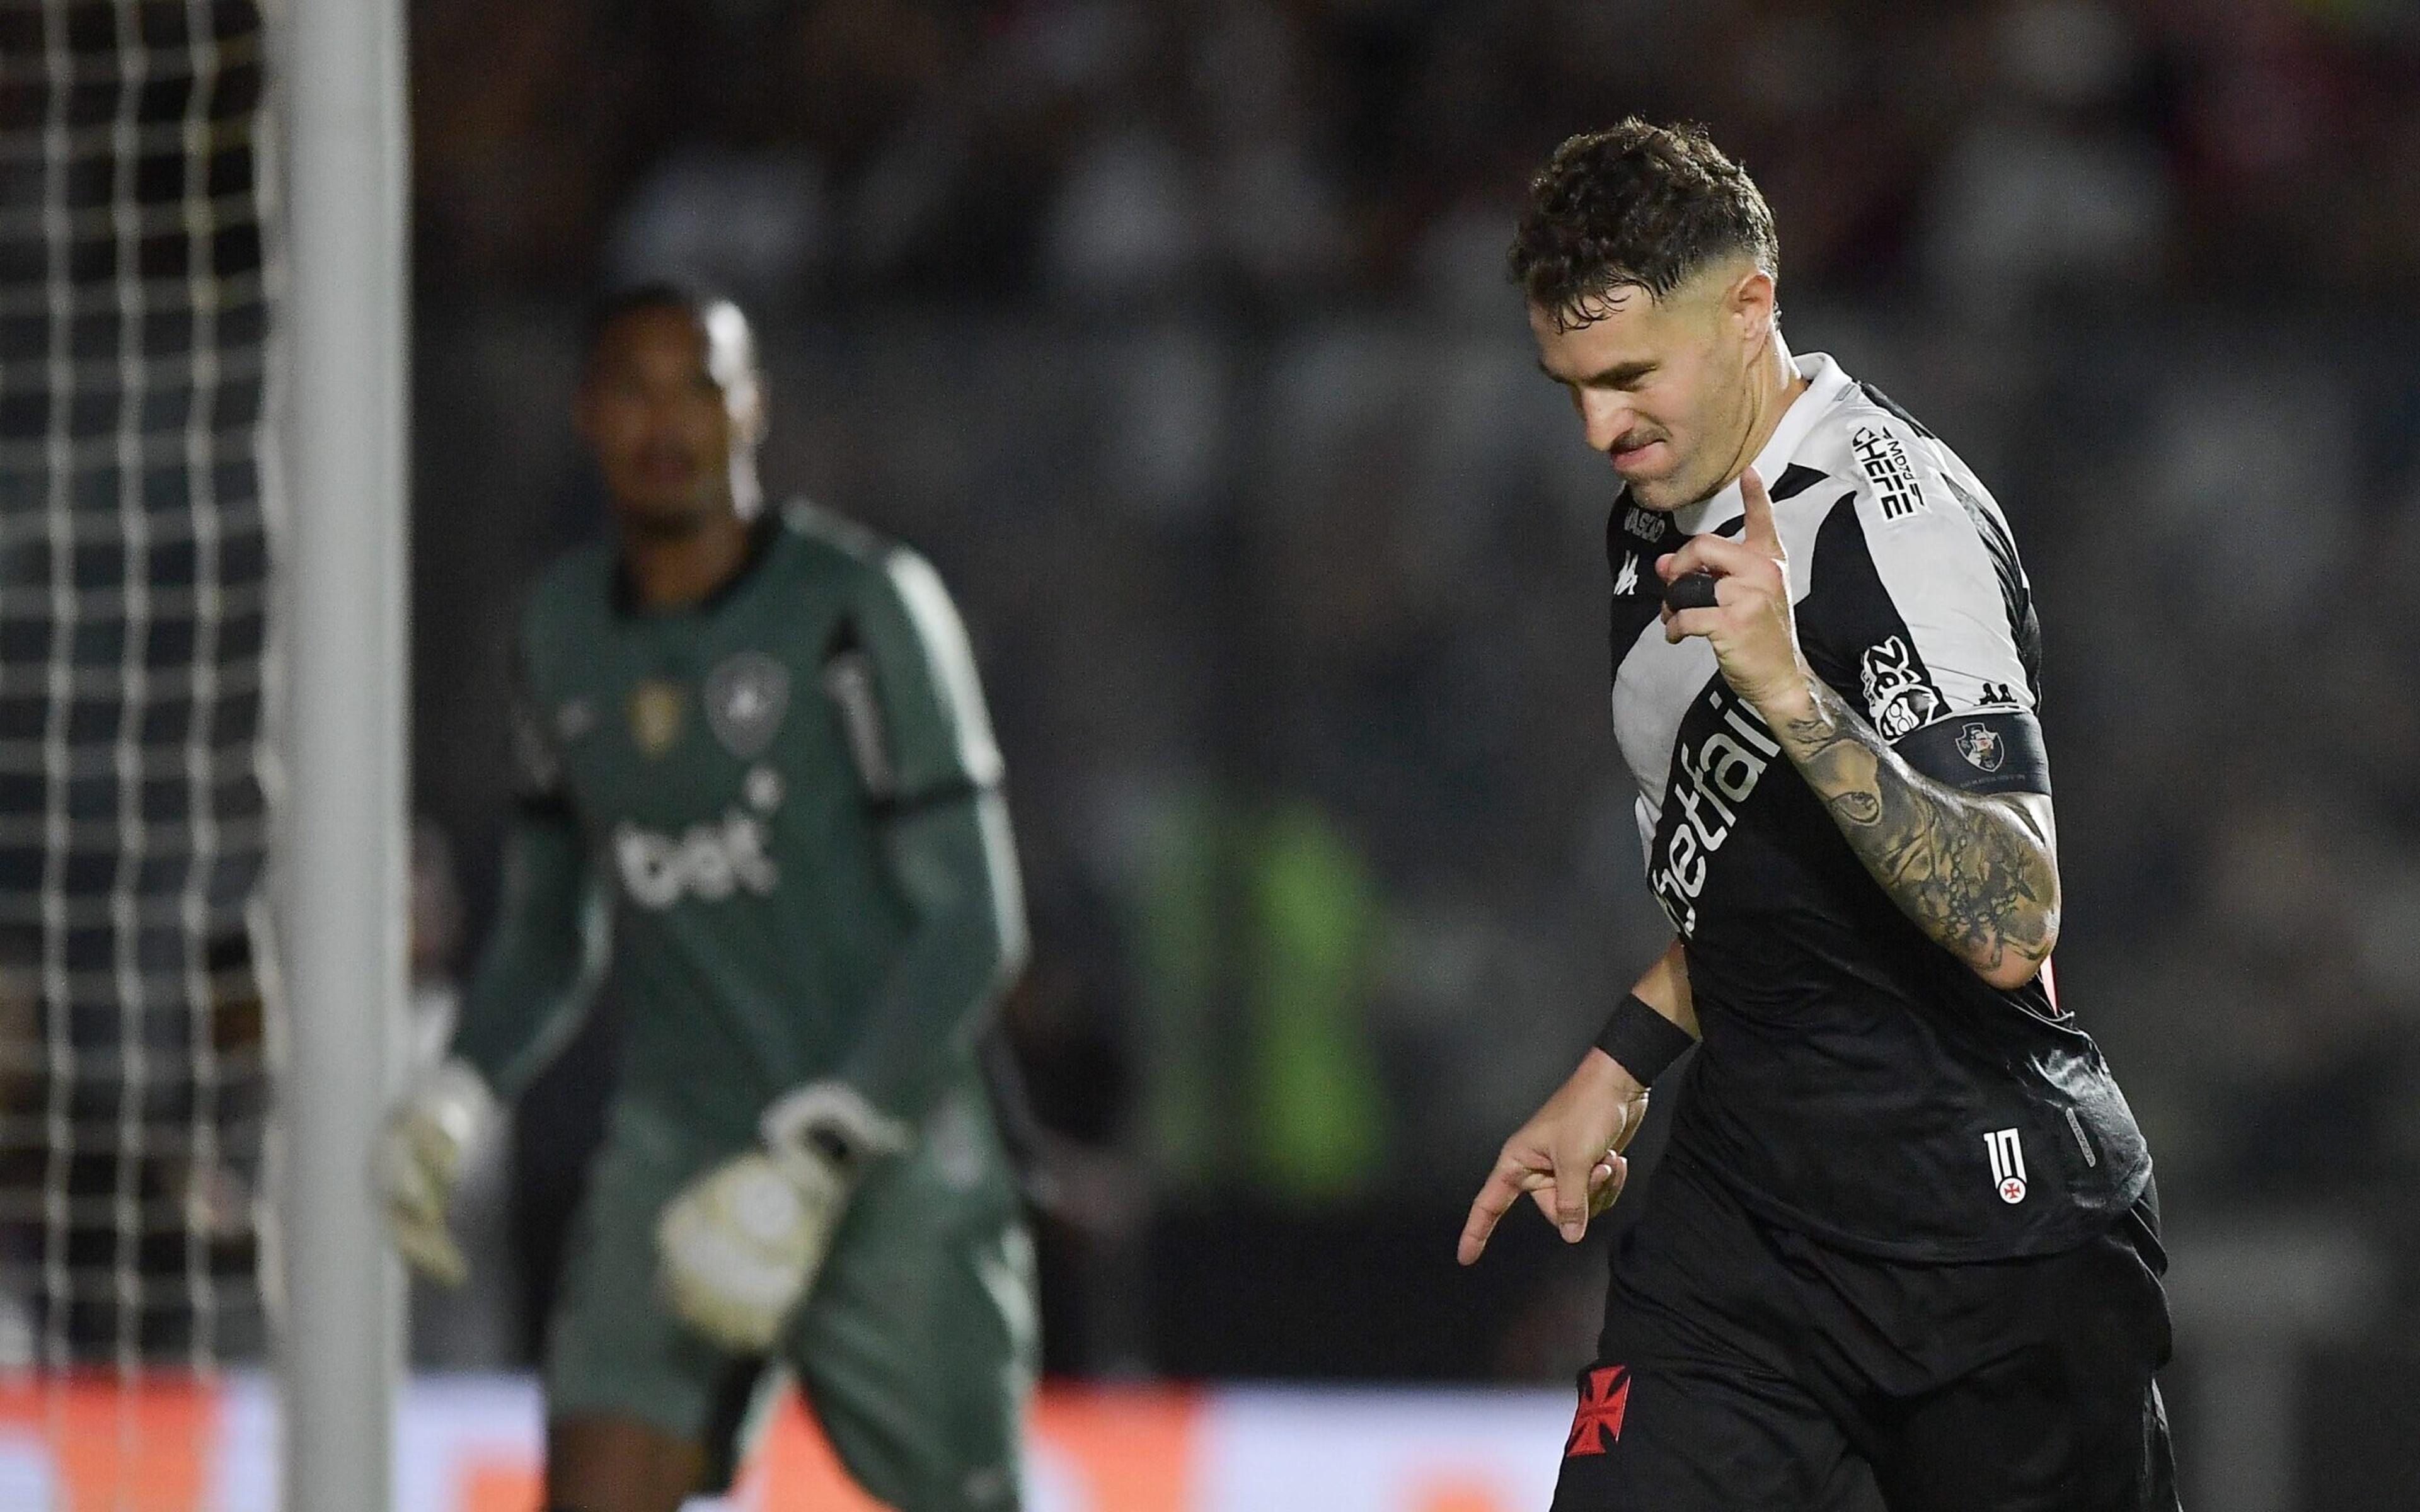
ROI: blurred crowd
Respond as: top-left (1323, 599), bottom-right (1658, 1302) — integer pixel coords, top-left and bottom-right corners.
top-left (398, 0), bottom-right (2420, 1385)
top-left (411, 0), bottom-right (2420, 309)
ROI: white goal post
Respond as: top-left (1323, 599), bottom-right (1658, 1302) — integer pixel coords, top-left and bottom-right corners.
top-left (272, 0), bottom-right (410, 1508)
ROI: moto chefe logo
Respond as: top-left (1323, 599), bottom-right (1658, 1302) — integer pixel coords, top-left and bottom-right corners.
top-left (614, 810), bottom-right (778, 908)
top-left (1649, 687), bottom-right (1782, 937)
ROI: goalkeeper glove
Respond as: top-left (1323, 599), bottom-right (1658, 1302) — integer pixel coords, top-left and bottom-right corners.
top-left (373, 1058), bottom-right (497, 1287)
top-left (655, 1081), bottom-right (911, 1353)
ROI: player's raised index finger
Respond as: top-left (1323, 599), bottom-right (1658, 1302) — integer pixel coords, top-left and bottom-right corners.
top-left (1738, 465), bottom-right (1780, 553)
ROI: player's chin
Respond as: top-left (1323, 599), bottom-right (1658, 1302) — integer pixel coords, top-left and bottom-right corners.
top-left (614, 490), bottom-right (717, 536)
top-left (1621, 464), bottom-right (1692, 512)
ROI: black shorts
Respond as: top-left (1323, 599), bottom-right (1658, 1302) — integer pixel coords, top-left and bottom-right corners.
top-left (1553, 1150), bottom-right (2177, 1512)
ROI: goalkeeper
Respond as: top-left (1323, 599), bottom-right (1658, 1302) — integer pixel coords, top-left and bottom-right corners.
top-left (378, 283), bottom-right (1034, 1512)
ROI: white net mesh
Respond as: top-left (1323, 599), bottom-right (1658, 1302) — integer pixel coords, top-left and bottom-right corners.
top-left (0, 0), bottom-right (274, 1503)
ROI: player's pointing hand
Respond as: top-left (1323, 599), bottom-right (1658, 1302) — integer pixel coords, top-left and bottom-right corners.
top-left (1459, 1050), bottom-right (1649, 1266)
top-left (1656, 466), bottom-right (1810, 716)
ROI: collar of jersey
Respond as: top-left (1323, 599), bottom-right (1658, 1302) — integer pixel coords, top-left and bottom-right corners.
top-left (609, 509), bottom-right (783, 620)
top-left (1669, 352), bottom-right (1853, 537)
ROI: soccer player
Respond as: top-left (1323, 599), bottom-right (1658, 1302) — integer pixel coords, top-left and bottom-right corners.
top-left (1457, 123), bottom-right (2177, 1511)
top-left (376, 284), bottom-right (1035, 1512)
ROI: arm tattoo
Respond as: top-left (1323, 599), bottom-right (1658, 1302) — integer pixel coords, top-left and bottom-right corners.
top-left (1770, 678), bottom-right (2059, 983)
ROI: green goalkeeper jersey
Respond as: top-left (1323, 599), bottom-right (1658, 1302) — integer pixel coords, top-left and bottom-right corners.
top-left (451, 501), bottom-right (1026, 1148)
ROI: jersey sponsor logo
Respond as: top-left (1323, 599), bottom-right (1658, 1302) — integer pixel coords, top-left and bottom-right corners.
top-left (1612, 554), bottom-right (1642, 597)
top-left (629, 679), bottom-right (685, 758)
top-left (614, 808), bottom-right (778, 908)
top-left (1985, 1127), bottom-right (2028, 1204)
top-left (1955, 721), bottom-right (2005, 773)
top-left (1622, 504), bottom-right (1667, 544)
top-left (1858, 636), bottom-right (1940, 740)
top-left (1852, 424), bottom-right (1927, 522)
top-left (1564, 1365), bottom-right (1631, 1457)
top-left (706, 651), bottom-right (791, 759)
top-left (1647, 688), bottom-right (1782, 937)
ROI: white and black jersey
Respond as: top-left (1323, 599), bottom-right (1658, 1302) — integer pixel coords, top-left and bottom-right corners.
top-left (1609, 353), bottom-right (2150, 1262)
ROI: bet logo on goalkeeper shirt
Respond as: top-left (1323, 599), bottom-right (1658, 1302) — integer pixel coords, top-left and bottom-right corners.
top-left (614, 808), bottom-right (779, 908)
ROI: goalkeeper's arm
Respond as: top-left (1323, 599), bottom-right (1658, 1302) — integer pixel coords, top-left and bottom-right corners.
top-left (447, 800), bottom-right (608, 1099)
top-left (378, 781), bottom-right (606, 1286)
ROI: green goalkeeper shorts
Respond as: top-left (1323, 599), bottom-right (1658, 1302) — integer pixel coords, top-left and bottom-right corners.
top-left (543, 1084), bottom-right (1036, 1510)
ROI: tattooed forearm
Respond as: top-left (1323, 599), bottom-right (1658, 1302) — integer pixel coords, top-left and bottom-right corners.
top-left (1766, 677), bottom-right (2060, 987)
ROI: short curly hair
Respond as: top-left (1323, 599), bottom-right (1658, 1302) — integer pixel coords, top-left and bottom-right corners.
top-left (1509, 120), bottom-right (1779, 329)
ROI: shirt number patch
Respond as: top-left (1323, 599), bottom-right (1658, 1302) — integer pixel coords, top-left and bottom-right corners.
top-left (1985, 1128), bottom-right (2028, 1204)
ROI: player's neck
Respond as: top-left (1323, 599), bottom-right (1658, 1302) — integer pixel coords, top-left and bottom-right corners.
top-left (618, 503), bottom-right (756, 610)
top-left (1726, 332), bottom-right (1809, 491)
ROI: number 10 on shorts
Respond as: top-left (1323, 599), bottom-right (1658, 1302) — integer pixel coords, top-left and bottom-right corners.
top-left (1985, 1128), bottom-right (2027, 1204)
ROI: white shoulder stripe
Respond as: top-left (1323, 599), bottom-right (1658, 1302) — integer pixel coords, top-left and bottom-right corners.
top-left (881, 548), bottom-right (1006, 789)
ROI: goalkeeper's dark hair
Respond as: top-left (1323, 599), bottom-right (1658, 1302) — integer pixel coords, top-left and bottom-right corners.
top-left (583, 277), bottom-right (755, 370)
top-left (1509, 119), bottom-right (1780, 331)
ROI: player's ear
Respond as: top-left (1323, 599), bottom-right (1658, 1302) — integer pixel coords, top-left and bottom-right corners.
top-left (1729, 266), bottom-right (1777, 346)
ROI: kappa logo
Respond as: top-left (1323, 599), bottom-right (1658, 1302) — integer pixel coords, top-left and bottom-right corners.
top-left (1852, 425), bottom-right (1927, 522)
top-left (1956, 722), bottom-right (2005, 773)
top-left (1565, 1365), bottom-right (1632, 1458)
top-left (1612, 554), bottom-right (1642, 597)
top-left (555, 699), bottom-right (596, 742)
top-left (1858, 636), bottom-right (1940, 740)
top-left (1985, 1128), bottom-right (2029, 1204)
top-left (511, 699), bottom-right (563, 793)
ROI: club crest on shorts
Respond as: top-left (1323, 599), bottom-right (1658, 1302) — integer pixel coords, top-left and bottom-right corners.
top-left (706, 650), bottom-right (791, 759)
top-left (1985, 1128), bottom-right (2028, 1204)
top-left (1956, 721), bottom-right (2005, 773)
top-left (1565, 1365), bottom-right (1632, 1457)
top-left (628, 679), bottom-right (685, 758)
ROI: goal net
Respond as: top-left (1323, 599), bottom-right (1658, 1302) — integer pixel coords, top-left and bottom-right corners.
top-left (0, 0), bottom-right (275, 1504)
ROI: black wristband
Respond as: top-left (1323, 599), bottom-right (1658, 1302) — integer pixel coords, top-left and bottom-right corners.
top-left (1593, 992), bottom-right (1696, 1087)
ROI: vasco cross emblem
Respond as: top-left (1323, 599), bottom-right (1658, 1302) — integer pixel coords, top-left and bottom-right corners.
top-left (706, 651), bottom-right (792, 760)
top-left (1955, 721), bottom-right (2005, 773)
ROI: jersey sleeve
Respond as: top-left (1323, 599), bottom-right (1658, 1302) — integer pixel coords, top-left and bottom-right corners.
top-left (824, 547), bottom-right (1005, 810)
top-left (448, 642), bottom-right (609, 1099)
top-left (821, 549), bottom-right (1027, 1126)
top-left (1807, 421), bottom-right (2050, 798)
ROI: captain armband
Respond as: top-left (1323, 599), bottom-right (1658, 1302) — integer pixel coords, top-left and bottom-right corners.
top-left (1593, 993), bottom-right (1696, 1087)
